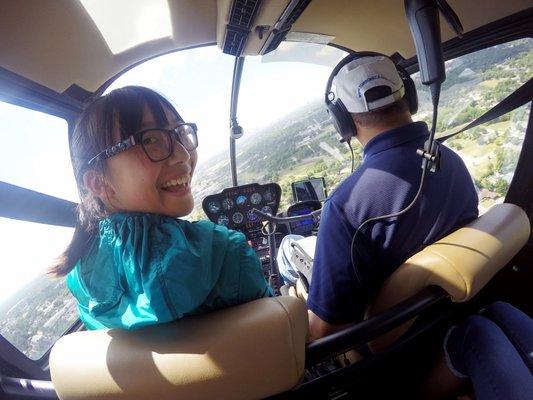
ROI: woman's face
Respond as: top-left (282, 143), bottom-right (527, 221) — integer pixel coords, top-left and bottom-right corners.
top-left (100, 105), bottom-right (198, 217)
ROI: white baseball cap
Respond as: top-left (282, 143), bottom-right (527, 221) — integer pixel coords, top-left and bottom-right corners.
top-left (333, 55), bottom-right (405, 113)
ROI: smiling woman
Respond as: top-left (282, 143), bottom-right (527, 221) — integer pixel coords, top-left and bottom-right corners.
top-left (43, 85), bottom-right (272, 333)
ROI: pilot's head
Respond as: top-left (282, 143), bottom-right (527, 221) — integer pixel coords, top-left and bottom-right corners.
top-left (326, 54), bottom-right (417, 144)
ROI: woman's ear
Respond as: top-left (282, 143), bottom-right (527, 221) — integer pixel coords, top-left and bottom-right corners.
top-left (83, 170), bottom-right (115, 201)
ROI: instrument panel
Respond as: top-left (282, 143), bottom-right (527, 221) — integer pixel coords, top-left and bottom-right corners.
top-left (202, 183), bottom-right (281, 234)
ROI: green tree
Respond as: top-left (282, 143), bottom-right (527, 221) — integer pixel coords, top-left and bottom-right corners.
top-left (494, 178), bottom-right (509, 196)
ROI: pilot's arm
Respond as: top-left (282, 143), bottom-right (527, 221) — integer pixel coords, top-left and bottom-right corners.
top-left (289, 284), bottom-right (350, 340)
top-left (305, 198), bottom-right (371, 341)
top-left (308, 310), bottom-right (353, 341)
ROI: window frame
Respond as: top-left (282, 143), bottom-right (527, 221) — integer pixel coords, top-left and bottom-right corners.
top-left (505, 107), bottom-right (533, 216)
top-left (400, 9), bottom-right (533, 74)
top-left (0, 320), bottom-right (84, 380)
top-left (0, 97), bottom-right (81, 378)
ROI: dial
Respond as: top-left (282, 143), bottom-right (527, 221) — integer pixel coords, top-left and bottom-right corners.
top-left (232, 212), bottom-right (244, 224)
top-left (247, 209), bottom-right (258, 222)
top-left (236, 195), bottom-right (247, 206)
top-left (217, 215), bottom-right (229, 226)
top-left (250, 192), bottom-right (262, 205)
top-left (222, 198), bottom-right (234, 211)
top-left (207, 201), bottom-right (221, 214)
top-left (264, 189), bottom-right (275, 202)
top-left (261, 205), bottom-right (273, 214)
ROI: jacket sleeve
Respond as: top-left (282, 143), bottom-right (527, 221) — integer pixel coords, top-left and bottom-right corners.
top-left (226, 230), bottom-right (273, 303)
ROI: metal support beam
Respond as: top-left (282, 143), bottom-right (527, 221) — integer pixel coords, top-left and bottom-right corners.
top-left (229, 56), bottom-right (245, 187)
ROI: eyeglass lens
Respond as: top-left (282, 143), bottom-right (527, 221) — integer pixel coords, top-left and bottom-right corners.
top-left (140, 125), bottom-right (197, 161)
top-left (175, 124), bottom-right (197, 151)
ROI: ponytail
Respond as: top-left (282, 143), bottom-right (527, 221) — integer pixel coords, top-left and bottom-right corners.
top-left (49, 221), bottom-right (97, 277)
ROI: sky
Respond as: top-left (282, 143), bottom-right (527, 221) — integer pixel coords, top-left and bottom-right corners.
top-left (106, 44), bottom-right (346, 164)
top-left (0, 42), bottom-right (346, 304)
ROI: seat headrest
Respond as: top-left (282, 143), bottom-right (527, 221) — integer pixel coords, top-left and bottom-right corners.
top-left (366, 203), bottom-right (530, 350)
top-left (50, 296), bottom-right (308, 400)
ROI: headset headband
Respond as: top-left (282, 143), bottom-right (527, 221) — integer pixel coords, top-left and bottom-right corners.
top-left (326, 51), bottom-right (403, 105)
top-left (325, 51), bottom-right (418, 142)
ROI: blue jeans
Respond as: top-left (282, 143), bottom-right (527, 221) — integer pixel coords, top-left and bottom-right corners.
top-left (444, 302), bottom-right (533, 400)
top-left (276, 234), bottom-right (304, 285)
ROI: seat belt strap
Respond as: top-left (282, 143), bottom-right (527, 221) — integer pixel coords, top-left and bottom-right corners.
top-left (437, 77), bottom-right (533, 143)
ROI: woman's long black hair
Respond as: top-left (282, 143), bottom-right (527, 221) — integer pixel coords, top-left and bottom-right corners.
top-left (49, 86), bottom-right (181, 276)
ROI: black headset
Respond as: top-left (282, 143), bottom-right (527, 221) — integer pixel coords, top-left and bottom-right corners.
top-left (325, 51), bottom-right (418, 143)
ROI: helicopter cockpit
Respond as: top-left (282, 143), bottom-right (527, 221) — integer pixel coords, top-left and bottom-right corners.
top-left (0, 1), bottom-right (532, 399)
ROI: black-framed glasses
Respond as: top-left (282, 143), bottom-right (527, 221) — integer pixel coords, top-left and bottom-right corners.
top-left (87, 123), bottom-right (198, 165)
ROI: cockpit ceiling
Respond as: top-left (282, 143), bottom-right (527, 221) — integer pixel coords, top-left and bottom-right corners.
top-left (0, 0), bottom-right (530, 95)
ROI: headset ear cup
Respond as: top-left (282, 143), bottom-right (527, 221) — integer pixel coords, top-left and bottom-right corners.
top-left (327, 98), bottom-right (357, 142)
top-left (403, 74), bottom-right (418, 115)
top-left (396, 65), bottom-right (418, 115)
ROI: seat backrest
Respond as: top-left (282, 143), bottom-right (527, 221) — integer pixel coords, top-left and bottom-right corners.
top-left (50, 296), bottom-right (308, 400)
top-left (365, 203), bottom-right (531, 351)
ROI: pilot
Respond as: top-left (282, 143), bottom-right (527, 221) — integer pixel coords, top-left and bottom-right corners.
top-left (305, 53), bottom-right (479, 340)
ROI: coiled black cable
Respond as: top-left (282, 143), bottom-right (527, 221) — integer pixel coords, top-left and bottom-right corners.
top-left (349, 82), bottom-right (441, 278)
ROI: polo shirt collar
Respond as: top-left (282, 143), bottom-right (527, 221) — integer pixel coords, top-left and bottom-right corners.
top-left (363, 121), bottom-right (429, 159)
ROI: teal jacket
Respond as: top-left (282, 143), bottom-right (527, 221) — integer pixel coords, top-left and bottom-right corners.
top-left (66, 213), bottom-right (272, 330)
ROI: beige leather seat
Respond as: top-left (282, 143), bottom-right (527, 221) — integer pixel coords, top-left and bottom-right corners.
top-left (366, 203), bottom-right (531, 351)
top-left (50, 296), bottom-right (308, 400)
top-left (292, 203), bottom-right (530, 360)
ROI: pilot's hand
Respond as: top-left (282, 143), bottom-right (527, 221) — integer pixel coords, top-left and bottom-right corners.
top-left (288, 285), bottom-right (298, 298)
top-left (287, 279), bottom-right (308, 301)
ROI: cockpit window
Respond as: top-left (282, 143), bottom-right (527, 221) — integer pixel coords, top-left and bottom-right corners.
top-left (0, 102), bottom-right (78, 360)
top-left (412, 38), bottom-right (532, 214)
top-left (0, 102), bottom-right (77, 201)
top-left (0, 218), bottom-right (78, 360)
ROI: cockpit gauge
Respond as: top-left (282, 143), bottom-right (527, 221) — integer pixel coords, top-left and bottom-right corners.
top-left (247, 209), bottom-right (258, 222)
top-left (222, 198), bottom-right (234, 211)
top-left (236, 195), bottom-right (247, 206)
top-left (263, 189), bottom-right (275, 202)
top-left (250, 192), bottom-right (262, 205)
top-left (232, 212), bottom-right (244, 224)
top-left (202, 182), bottom-right (281, 234)
top-left (207, 201), bottom-right (221, 213)
top-left (261, 205), bottom-right (273, 215)
top-left (217, 215), bottom-right (229, 226)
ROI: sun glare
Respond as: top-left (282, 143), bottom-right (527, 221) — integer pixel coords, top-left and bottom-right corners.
top-left (79, 0), bottom-right (172, 54)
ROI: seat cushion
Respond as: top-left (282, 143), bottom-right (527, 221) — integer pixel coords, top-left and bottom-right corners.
top-left (366, 203), bottom-right (531, 351)
top-left (50, 296), bottom-right (308, 400)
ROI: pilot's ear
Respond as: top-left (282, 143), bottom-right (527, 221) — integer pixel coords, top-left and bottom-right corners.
top-left (83, 170), bottom-right (115, 200)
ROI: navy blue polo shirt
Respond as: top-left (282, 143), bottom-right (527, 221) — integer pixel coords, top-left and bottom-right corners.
top-left (308, 121), bottom-right (478, 324)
